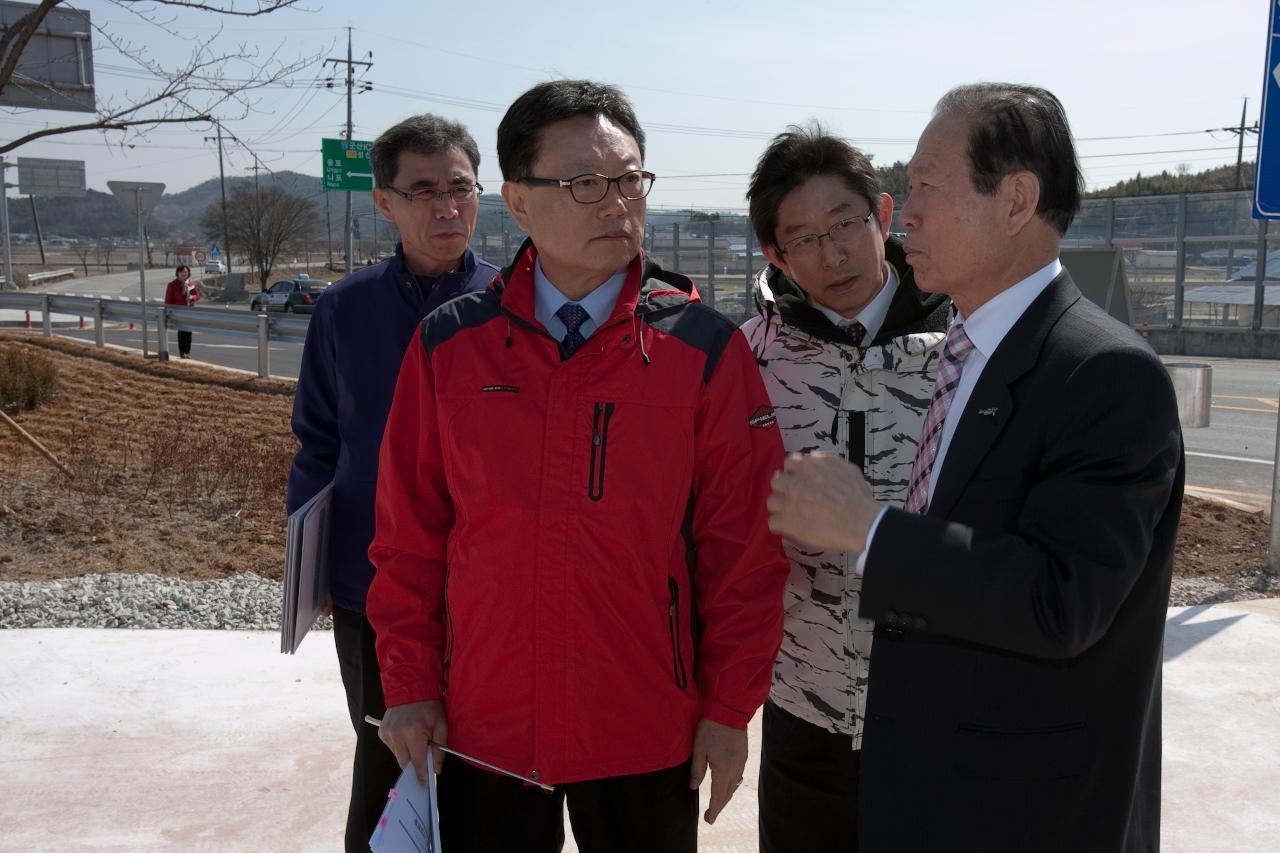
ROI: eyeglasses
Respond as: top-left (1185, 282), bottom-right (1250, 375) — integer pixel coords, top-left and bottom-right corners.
top-left (518, 170), bottom-right (656, 204)
top-left (779, 209), bottom-right (876, 260)
top-left (384, 183), bottom-right (483, 205)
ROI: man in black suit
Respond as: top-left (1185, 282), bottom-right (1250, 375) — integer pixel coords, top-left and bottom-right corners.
top-left (766, 82), bottom-right (1184, 853)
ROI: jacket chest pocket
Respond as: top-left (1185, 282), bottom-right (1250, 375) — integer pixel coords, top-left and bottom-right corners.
top-left (579, 400), bottom-right (693, 511)
top-left (588, 402), bottom-right (616, 501)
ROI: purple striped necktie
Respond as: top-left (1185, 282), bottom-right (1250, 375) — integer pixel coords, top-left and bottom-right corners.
top-left (903, 323), bottom-right (976, 514)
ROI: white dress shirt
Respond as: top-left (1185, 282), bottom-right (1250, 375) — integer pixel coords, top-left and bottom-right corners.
top-left (809, 261), bottom-right (899, 342)
top-left (857, 258), bottom-right (1062, 573)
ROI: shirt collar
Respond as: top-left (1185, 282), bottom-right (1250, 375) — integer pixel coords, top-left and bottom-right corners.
top-left (959, 258), bottom-right (1062, 359)
top-left (534, 259), bottom-right (628, 330)
top-left (397, 242), bottom-right (476, 284)
top-left (808, 261), bottom-right (898, 341)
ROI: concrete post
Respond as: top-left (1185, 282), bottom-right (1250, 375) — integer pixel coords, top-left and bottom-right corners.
top-left (93, 302), bottom-right (104, 348)
top-left (257, 313), bottom-right (270, 379)
top-left (157, 308), bottom-right (169, 361)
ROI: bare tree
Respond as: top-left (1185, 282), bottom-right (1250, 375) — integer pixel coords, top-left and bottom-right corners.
top-left (72, 241), bottom-right (93, 275)
top-left (202, 184), bottom-right (317, 287)
top-left (0, 1), bottom-right (319, 155)
top-left (96, 239), bottom-right (116, 273)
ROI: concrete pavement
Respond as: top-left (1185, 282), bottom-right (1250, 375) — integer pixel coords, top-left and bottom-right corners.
top-left (0, 600), bottom-right (1277, 852)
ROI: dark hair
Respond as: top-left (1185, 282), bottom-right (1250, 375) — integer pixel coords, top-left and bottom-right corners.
top-left (934, 83), bottom-right (1083, 235)
top-left (747, 123), bottom-right (881, 250)
top-left (497, 80), bottom-right (645, 181)
top-left (371, 114), bottom-right (481, 189)
top-left (175, 264), bottom-right (190, 275)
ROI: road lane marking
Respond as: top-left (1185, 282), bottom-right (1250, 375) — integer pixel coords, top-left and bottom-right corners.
top-left (1214, 395), bottom-right (1279, 408)
top-left (1211, 405), bottom-right (1278, 414)
top-left (1187, 451), bottom-right (1273, 466)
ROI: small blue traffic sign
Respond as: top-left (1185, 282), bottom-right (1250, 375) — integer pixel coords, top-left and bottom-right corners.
top-left (1256, 1), bottom-right (1280, 217)
top-left (210, 244), bottom-right (221, 257)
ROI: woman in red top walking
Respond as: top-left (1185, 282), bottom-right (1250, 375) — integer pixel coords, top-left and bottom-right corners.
top-left (163, 265), bottom-right (202, 358)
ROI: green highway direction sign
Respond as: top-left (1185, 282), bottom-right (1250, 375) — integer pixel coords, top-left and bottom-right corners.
top-left (322, 138), bottom-right (374, 191)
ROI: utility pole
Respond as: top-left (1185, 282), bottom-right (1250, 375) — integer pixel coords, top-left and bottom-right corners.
top-left (324, 28), bottom-right (371, 275)
top-left (249, 160), bottom-right (262, 205)
top-left (0, 157), bottom-right (13, 290)
top-left (325, 191), bottom-right (333, 267)
top-left (1236, 97), bottom-right (1252, 190)
top-left (1209, 98), bottom-right (1259, 190)
top-left (204, 122), bottom-right (232, 274)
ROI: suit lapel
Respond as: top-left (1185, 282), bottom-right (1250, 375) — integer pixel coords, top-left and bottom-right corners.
top-left (927, 271), bottom-right (1082, 519)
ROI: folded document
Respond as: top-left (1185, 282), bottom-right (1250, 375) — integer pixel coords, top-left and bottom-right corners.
top-left (370, 747), bottom-right (442, 853)
top-left (280, 481), bottom-right (333, 654)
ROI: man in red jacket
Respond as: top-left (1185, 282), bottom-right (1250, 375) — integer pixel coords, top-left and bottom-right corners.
top-left (367, 80), bottom-right (789, 853)
top-left (162, 264), bottom-right (201, 358)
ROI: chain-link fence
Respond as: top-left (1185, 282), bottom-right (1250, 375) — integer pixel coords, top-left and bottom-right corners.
top-left (446, 189), bottom-right (1276, 332)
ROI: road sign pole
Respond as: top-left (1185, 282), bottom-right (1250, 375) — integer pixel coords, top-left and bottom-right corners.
top-left (0, 157), bottom-right (13, 290)
top-left (136, 187), bottom-right (149, 358)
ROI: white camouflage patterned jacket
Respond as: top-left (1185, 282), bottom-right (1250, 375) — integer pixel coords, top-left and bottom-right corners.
top-left (741, 235), bottom-right (949, 745)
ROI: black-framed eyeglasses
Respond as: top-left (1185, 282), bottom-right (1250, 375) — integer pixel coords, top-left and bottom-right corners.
top-left (384, 183), bottom-right (483, 205)
top-left (518, 170), bottom-right (656, 204)
top-left (779, 209), bottom-right (876, 260)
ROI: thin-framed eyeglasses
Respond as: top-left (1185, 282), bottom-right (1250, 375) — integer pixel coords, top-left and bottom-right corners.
top-left (779, 208), bottom-right (876, 260)
top-left (384, 183), bottom-right (483, 205)
top-left (518, 170), bottom-right (656, 204)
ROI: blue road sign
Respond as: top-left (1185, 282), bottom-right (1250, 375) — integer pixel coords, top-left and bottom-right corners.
top-left (1256, 2), bottom-right (1280, 217)
top-left (210, 244), bottom-right (221, 257)
top-left (353, 218), bottom-right (362, 239)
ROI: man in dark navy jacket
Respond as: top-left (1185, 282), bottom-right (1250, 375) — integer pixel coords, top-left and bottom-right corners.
top-left (287, 113), bottom-right (498, 853)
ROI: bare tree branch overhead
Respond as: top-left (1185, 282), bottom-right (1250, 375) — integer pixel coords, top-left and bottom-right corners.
top-left (0, 0), bottom-right (321, 155)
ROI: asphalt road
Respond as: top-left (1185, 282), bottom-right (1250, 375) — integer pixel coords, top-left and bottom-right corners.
top-left (55, 322), bottom-right (305, 380)
top-left (1175, 357), bottom-right (1279, 511)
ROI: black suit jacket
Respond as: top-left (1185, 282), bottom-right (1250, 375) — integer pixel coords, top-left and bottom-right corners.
top-left (858, 271), bottom-right (1184, 853)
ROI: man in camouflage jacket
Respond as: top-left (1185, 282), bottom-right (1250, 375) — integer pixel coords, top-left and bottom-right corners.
top-left (742, 125), bottom-right (949, 852)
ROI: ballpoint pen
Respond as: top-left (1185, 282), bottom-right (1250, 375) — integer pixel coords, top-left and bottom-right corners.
top-left (363, 714), bottom-right (555, 792)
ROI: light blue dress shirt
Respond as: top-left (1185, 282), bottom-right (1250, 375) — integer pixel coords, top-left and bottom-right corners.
top-left (533, 260), bottom-right (627, 342)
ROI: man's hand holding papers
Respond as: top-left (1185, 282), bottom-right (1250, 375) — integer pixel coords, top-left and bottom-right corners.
top-left (380, 699), bottom-right (448, 781)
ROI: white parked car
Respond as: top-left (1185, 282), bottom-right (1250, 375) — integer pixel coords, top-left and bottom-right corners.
top-left (204, 259), bottom-right (226, 274)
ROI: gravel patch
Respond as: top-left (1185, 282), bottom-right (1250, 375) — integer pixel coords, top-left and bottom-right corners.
top-left (1, 570), bottom-right (1275, 631)
top-left (0, 571), bottom-right (333, 631)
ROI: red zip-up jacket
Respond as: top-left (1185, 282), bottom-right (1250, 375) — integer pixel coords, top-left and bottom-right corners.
top-left (367, 242), bottom-right (788, 785)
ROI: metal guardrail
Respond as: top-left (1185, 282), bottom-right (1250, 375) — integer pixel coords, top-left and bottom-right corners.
top-left (28, 268), bottom-right (75, 284)
top-left (0, 292), bottom-right (308, 379)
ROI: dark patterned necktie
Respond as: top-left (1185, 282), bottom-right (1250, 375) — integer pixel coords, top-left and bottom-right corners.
top-left (849, 320), bottom-right (867, 347)
top-left (556, 302), bottom-right (590, 357)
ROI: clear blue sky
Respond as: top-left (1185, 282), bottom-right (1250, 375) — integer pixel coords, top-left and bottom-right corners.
top-left (2, 0), bottom-right (1271, 211)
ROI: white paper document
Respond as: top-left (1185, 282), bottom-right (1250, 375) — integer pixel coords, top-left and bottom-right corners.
top-left (280, 481), bottom-right (333, 654)
top-left (369, 747), bottom-right (443, 853)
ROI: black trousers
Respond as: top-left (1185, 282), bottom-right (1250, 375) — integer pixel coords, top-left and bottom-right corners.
top-left (758, 700), bottom-right (861, 853)
top-left (437, 753), bottom-right (698, 853)
top-left (177, 329), bottom-right (192, 356)
top-left (332, 606), bottom-right (403, 853)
